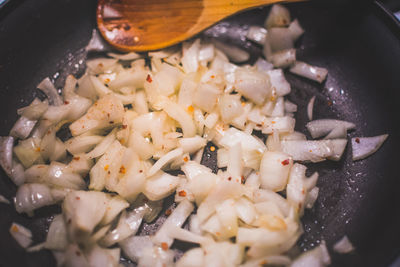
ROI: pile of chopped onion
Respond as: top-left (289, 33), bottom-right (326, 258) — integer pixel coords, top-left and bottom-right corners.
top-left (0, 4), bottom-right (388, 267)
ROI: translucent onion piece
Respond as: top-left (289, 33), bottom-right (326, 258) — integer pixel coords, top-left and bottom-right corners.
top-left (333, 235), bottom-right (355, 254)
top-left (153, 199), bottom-right (194, 247)
top-left (10, 116), bottom-right (37, 140)
top-left (9, 222), bottom-right (32, 248)
top-left (290, 61), bottom-right (328, 83)
top-left (119, 235), bottom-right (153, 263)
top-left (235, 68), bottom-right (271, 105)
top-left (86, 29), bottom-right (111, 52)
top-left (260, 151), bottom-right (293, 192)
top-left (15, 183), bottom-right (58, 214)
top-left (307, 96), bottom-right (316, 121)
top-left (246, 26), bottom-right (267, 45)
top-left (306, 119), bottom-right (355, 139)
top-left (212, 40), bottom-right (250, 63)
top-left (36, 77), bottom-right (63, 106)
top-left (0, 194), bottom-right (10, 204)
top-left (351, 134), bottom-right (388, 161)
top-left (45, 214), bottom-right (68, 251)
top-left (288, 19), bottom-right (304, 41)
top-left (290, 241), bottom-right (330, 267)
top-left (0, 136), bottom-right (14, 177)
top-left (265, 4), bottom-right (291, 28)
top-left (270, 49), bottom-right (296, 68)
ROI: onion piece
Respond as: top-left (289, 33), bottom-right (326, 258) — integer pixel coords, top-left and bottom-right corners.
top-left (147, 147), bottom-right (183, 176)
top-left (260, 151), bottom-right (293, 192)
top-left (9, 222), bottom-right (32, 248)
top-left (101, 208), bottom-right (146, 247)
top-left (288, 19), bottom-right (304, 41)
top-left (0, 194), bottom-right (10, 204)
top-left (240, 255), bottom-right (291, 267)
top-left (119, 235), bottom-right (153, 263)
top-left (10, 116), bottom-right (37, 140)
top-left (289, 61), bottom-right (328, 83)
top-left (265, 4), bottom-right (291, 28)
top-left (17, 98), bottom-right (49, 120)
top-left (306, 119), bottom-right (355, 139)
top-left (178, 136), bottom-right (207, 154)
top-left (0, 136), bottom-right (14, 177)
top-left (182, 39), bottom-right (200, 73)
top-left (176, 248), bottom-right (205, 267)
top-left (37, 77), bottom-right (63, 106)
top-left (290, 241), bottom-right (330, 267)
top-left (267, 69), bottom-right (291, 97)
top-left (45, 214), bottom-right (68, 251)
top-left (153, 199), bottom-right (194, 247)
top-left (87, 245), bottom-right (120, 267)
top-left (86, 29), bottom-right (110, 52)
top-left (307, 96), bottom-right (316, 121)
top-left (333, 235), bottom-right (355, 254)
top-left (255, 58), bottom-right (274, 73)
top-left (143, 171), bottom-right (180, 201)
top-left (270, 49), bottom-right (296, 68)
top-left (63, 190), bottom-right (108, 241)
top-left (246, 26), bottom-right (268, 45)
top-left (351, 134), bottom-right (388, 161)
top-left (14, 183), bottom-right (59, 215)
top-left (163, 100), bottom-right (196, 138)
top-left (268, 27), bottom-right (294, 52)
top-left (235, 68), bottom-right (271, 105)
top-left (281, 139), bottom-right (347, 162)
top-left (212, 40), bottom-right (250, 63)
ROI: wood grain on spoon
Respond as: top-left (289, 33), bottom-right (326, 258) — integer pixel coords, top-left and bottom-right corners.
top-left (97, 0), bottom-right (301, 52)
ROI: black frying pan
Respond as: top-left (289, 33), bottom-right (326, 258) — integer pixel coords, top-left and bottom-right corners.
top-left (0, 0), bottom-right (399, 266)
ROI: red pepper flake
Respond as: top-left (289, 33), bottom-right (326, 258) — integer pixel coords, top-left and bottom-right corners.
top-left (75, 250), bottom-right (81, 256)
top-left (327, 100), bottom-right (333, 106)
top-left (122, 124), bottom-right (128, 129)
top-left (139, 170), bottom-right (143, 173)
top-left (107, 171), bottom-right (111, 175)
top-left (260, 260), bottom-right (267, 265)
top-left (35, 147), bottom-right (41, 152)
top-left (183, 156), bottom-right (189, 162)
top-left (271, 121), bottom-right (276, 124)
top-left (178, 190), bottom-right (187, 197)
top-left (146, 74), bottom-right (152, 83)
top-left (165, 209), bottom-right (172, 216)
top-left (11, 225), bottom-right (19, 232)
top-left (104, 78), bottom-right (110, 83)
top-left (73, 156), bottom-right (80, 161)
top-left (210, 75), bottom-right (215, 79)
top-left (119, 165), bottom-right (126, 174)
top-left (241, 175), bottom-right (245, 184)
top-left (161, 242), bottom-right (168, 251)
top-left (98, 63), bottom-right (104, 67)
top-left (67, 219), bottom-right (72, 224)
top-left (256, 123), bottom-right (262, 127)
top-left (109, 121), bottom-right (114, 124)
top-left (64, 101), bottom-right (69, 105)
top-left (104, 165), bottom-right (109, 171)
top-left (228, 177), bottom-right (232, 181)
top-left (76, 196), bottom-right (80, 200)
top-left (281, 159), bottom-right (290, 166)
top-left (210, 146), bottom-right (216, 152)
top-left (355, 138), bottom-right (360, 143)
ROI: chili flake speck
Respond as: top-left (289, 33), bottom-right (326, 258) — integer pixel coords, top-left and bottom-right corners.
top-left (355, 138), bottom-right (360, 143)
top-left (161, 242), bottom-right (168, 251)
top-left (281, 159), bottom-right (290, 166)
top-left (210, 146), bottom-right (216, 152)
top-left (104, 165), bottom-right (109, 171)
top-left (178, 190), bottom-right (187, 197)
top-left (165, 209), bottom-right (172, 216)
top-left (146, 74), bottom-right (152, 83)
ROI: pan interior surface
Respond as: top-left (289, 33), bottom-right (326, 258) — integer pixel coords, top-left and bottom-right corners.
top-left (0, 1), bottom-right (399, 266)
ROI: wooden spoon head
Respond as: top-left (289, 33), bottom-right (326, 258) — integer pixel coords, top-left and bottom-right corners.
top-left (97, 0), bottom-right (205, 52)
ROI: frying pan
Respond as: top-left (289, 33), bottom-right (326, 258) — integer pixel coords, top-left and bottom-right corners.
top-left (0, 0), bottom-right (399, 266)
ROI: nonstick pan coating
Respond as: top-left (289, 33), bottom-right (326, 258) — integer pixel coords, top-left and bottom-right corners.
top-left (0, 1), bottom-right (399, 266)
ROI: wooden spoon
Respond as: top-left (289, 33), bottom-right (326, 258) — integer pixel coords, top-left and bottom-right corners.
top-left (97, 0), bottom-right (302, 52)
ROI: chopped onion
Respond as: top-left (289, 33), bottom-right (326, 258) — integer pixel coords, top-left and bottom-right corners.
top-left (290, 241), bottom-right (330, 267)
top-left (351, 134), bottom-right (388, 161)
top-left (86, 29), bottom-right (110, 52)
top-left (10, 116), bottom-right (37, 139)
top-left (265, 4), bottom-right (291, 28)
top-left (9, 222), bottom-right (32, 248)
top-left (268, 28), bottom-right (294, 52)
top-left (147, 147), bottom-right (183, 176)
top-left (333, 235), bottom-right (355, 254)
top-left (120, 235), bottom-right (153, 263)
top-left (307, 96), bottom-right (316, 121)
top-left (270, 49), bottom-right (296, 68)
top-left (153, 199), bottom-right (194, 247)
top-left (212, 40), bottom-right (250, 63)
top-left (45, 214), bottom-right (68, 251)
top-left (290, 61), bottom-right (328, 83)
top-left (0, 136), bottom-right (14, 177)
top-left (0, 194), bottom-right (10, 204)
top-left (281, 139), bottom-right (347, 162)
top-left (288, 19), bottom-right (304, 41)
top-left (246, 26), bottom-right (268, 45)
top-left (37, 77), bottom-right (63, 106)
top-left (15, 183), bottom-right (59, 214)
top-left (306, 119), bottom-right (355, 139)
top-left (235, 68), bottom-right (271, 105)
